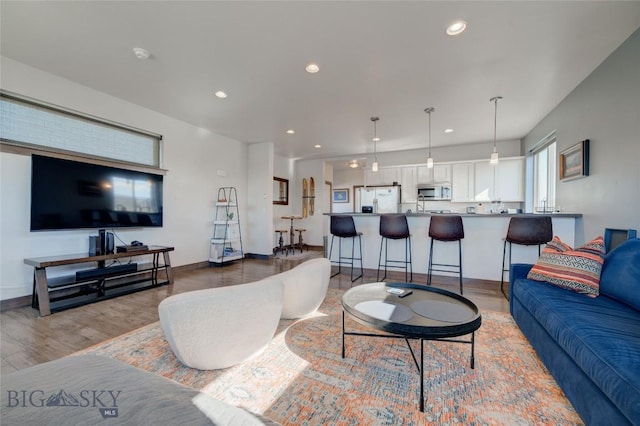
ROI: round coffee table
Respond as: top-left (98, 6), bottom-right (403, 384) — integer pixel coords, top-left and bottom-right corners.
top-left (341, 282), bottom-right (482, 412)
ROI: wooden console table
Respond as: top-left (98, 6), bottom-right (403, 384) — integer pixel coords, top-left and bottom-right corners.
top-left (24, 246), bottom-right (174, 316)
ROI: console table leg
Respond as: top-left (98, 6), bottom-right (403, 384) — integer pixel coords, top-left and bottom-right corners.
top-left (163, 251), bottom-right (174, 284)
top-left (34, 268), bottom-right (51, 316)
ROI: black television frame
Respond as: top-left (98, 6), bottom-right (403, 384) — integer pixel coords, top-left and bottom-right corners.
top-left (30, 154), bottom-right (164, 231)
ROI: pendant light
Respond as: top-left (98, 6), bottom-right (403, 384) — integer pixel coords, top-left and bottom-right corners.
top-left (490, 96), bottom-right (502, 165)
top-left (424, 107), bottom-right (435, 168)
top-left (371, 117), bottom-right (380, 172)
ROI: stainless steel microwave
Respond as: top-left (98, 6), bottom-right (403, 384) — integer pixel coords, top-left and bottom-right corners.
top-left (417, 185), bottom-right (451, 200)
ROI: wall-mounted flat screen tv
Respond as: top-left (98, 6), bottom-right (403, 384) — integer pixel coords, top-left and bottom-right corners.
top-left (31, 155), bottom-right (163, 231)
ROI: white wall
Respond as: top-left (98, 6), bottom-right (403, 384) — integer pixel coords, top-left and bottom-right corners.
top-left (0, 57), bottom-right (248, 300)
top-left (292, 159), bottom-right (325, 246)
top-left (272, 154), bottom-right (294, 248)
top-left (332, 169), bottom-right (364, 213)
top-left (247, 143), bottom-right (274, 256)
top-left (522, 29), bottom-right (640, 243)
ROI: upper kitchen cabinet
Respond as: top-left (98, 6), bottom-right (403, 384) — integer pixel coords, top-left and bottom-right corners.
top-left (451, 162), bottom-right (474, 202)
top-left (495, 157), bottom-right (525, 201)
top-left (474, 157), bottom-right (525, 202)
top-left (416, 164), bottom-right (451, 184)
top-left (474, 161), bottom-right (494, 201)
top-left (400, 166), bottom-right (417, 203)
top-left (365, 167), bottom-right (399, 186)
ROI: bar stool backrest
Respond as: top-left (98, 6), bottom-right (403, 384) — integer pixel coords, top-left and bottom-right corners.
top-left (429, 215), bottom-right (464, 241)
top-left (505, 216), bottom-right (553, 246)
top-left (380, 214), bottom-right (410, 239)
top-left (330, 215), bottom-right (359, 238)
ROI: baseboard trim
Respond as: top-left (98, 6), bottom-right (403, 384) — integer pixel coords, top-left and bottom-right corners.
top-left (0, 295), bottom-right (32, 312)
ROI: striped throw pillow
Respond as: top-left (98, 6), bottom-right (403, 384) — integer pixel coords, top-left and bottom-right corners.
top-left (526, 236), bottom-right (606, 296)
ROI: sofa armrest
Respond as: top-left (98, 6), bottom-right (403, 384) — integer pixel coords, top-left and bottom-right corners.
top-left (510, 263), bottom-right (534, 282)
top-left (509, 263), bottom-right (533, 314)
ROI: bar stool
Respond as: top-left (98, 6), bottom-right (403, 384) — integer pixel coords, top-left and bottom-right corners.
top-left (274, 229), bottom-right (289, 256)
top-left (329, 216), bottom-right (363, 282)
top-left (294, 228), bottom-right (308, 253)
top-left (501, 216), bottom-right (553, 299)
top-left (377, 214), bottom-right (412, 282)
top-left (427, 215), bottom-right (465, 294)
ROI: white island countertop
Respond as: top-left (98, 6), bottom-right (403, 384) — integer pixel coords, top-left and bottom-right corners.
top-left (324, 213), bottom-right (582, 281)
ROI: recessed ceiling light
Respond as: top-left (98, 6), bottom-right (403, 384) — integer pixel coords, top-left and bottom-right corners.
top-left (286, 129), bottom-right (295, 135)
top-left (214, 91), bottom-right (227, 98)
top-left (446, 20), bottom-right (467, 36)
top-left (132, 47), bottom-right (150, 60)
top-left (314, 144), bottom-right (322, 148)
top-left (444, 128), bottom-right (454, 133)
top-left (348, 160), bottom-right (359, 169)
top-left (305, 63), bottom-right (320, 74)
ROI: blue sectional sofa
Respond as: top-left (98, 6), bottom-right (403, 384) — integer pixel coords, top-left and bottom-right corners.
top-left (510, 238), bottom-right (640, 425)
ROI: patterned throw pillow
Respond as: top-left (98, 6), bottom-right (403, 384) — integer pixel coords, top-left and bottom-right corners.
top-left (526, 236), bottom-right (606, 296)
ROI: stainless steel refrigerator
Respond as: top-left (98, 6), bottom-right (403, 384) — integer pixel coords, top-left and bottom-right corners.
top-left (358, 186), bottom-right (401, 213)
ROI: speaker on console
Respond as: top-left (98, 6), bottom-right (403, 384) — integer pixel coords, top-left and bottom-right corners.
top-left (98, 229), bottom-right (115, 255)
top-left (105, 231), bottom-right (114, 254)
top-left (89, 235), bottom-right (101, 256)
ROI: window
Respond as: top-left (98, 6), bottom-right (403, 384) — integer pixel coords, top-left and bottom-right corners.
top-left (0, 92), bottom-right (162, 167)
top-left (532, 132), bottom-right (557, 212)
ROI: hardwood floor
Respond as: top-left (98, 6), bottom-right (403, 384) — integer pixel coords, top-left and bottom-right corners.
top-left (0, 252), bottom-right (509, 375)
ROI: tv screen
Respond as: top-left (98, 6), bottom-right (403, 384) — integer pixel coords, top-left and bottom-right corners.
top-left (31, 155), bottom-right (163, 231)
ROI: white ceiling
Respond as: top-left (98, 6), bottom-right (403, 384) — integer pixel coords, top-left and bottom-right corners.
top-left (2, 1), bottom-right (639, 166)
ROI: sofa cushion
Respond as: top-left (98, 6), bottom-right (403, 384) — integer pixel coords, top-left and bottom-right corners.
top-left (512, 278), bottom-right (640, 422)
top-left (599, 238), bottom-right (640, 311)
top-left (526, 236), bottom-right (605, 296)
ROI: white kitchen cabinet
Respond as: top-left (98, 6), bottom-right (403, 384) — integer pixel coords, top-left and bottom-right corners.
top-left (365, 167), bottom-right (399, 186)
top-left (400, 166), bottom-right (417, 203)
top-left (473, 157), bottom-right (525, 202)
top-left (474, 161), bottom-right (494, 202)
top-left (496, 157), bottom-right (525, 201)
top-left (416, 164), bottom-right (451, 184)
top-left (451, 162), bottom-right (474, 202)
top-left (433, 164), bottom-right (451, 183)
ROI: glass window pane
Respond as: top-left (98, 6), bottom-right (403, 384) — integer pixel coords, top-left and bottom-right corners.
top-left (0, 96), bottom-right (159, 166)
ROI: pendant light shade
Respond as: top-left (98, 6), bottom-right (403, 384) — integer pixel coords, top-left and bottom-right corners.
top-left (424, 107), bottom-right (435, 168)
top-left (371, 117), bottom-right (380, 172)
top-left (490, 96), bottom-right (502, 165)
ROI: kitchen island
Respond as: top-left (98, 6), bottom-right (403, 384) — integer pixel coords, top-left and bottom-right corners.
top-left (325, 213), bottom-right (582, 281)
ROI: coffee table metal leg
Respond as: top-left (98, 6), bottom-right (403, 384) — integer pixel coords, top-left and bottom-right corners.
top-left (420, 338), bottom-right (425, 412)
top-left (470, 332), bottom-right (475, 369)
top-left (341, 311), bottom-right (346, 358)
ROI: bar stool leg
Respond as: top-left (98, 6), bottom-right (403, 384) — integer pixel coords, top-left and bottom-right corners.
top-left (348, 235), bottom-right (363, 282)
top-left (329, 235), bottom-right (342, 278)
top-left (427, 238), bottom-right (435, 286)
top-left (458, 239), bottom-right (463, 294)
top-left (377, 238), bottom-right (385, 281)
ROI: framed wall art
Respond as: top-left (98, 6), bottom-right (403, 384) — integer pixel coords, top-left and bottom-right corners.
top-left (559, 139), bottom-right (589, 181)
top-left (332, 188), bottom-right (349, 203)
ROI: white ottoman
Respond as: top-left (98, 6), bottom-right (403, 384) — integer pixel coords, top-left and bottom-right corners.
top-left (158, 277), bottom-right (283, 370)
top-left (276, 258), bottom-right (331, 319)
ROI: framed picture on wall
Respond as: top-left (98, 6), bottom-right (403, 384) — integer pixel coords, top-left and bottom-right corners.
top-left (333, 188), bottom-right (349, 203)
top-left (559, 139), bottom-right (589, 181)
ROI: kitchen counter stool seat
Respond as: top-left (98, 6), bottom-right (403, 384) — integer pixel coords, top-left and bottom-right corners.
top-left (501, 216), bottom-right (553, 299)
top-left (329, 216), bottom-right (363, 282)
top-left (428, 215), bottom-right (465, 294)
top-left (377, 214), bottom-right (413, 282)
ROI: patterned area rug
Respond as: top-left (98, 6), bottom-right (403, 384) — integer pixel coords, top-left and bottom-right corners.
top-left (77, 288), bottom-right (582, 425)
